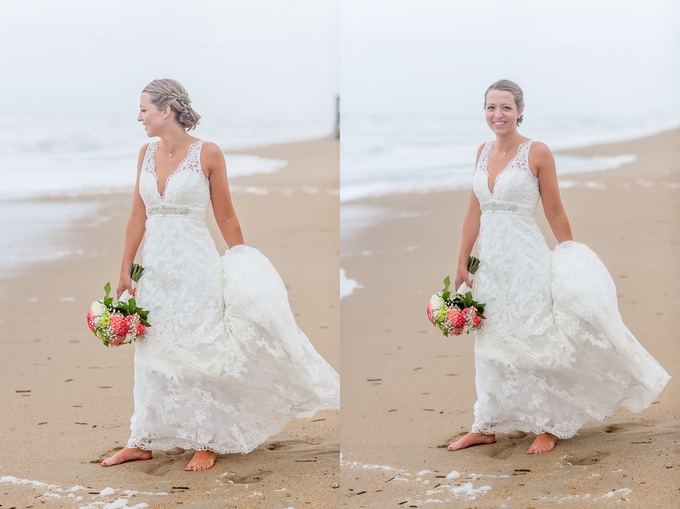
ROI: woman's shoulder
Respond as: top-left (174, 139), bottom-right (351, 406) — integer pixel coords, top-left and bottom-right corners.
top-left (197, 141), bottom-right (226, 175)
top-left (527, 139), bottom-right (551, 154)
top-left (475, 141), bottom-right (490, 157)
top-left (199, 140), bottom-right (222, 153)
top-left (526, 140), bottom-right (556, 175)
top-left (136, 142), bottom-right (153, 165)
top-left (198, 140), bottom-right (225, 161)
top-left (138, 141), bottom-right (153, 154)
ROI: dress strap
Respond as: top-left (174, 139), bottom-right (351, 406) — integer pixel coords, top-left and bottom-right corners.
top-left (142, 141), bottom-right (158, 173)
top-left (477, 141), bottom-right (493, 172)
top-left (519, 139), bottom-right (534, 163)
top-left (186, 139), bottom-right (204, 163)
top-left (517, 140), bottom-right (535, 176)
top-left (181, 140), bottom-right (206, 178)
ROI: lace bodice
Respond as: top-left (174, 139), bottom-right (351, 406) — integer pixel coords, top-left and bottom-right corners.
top-left (473, 140), bottom-right (538, 217)
top-left (139, 140), bottom-right (210, 221)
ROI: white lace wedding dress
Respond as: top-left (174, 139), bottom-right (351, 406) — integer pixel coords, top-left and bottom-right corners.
top-left (127, 140), bottom-right (339, 454)
top-left (470, 140), bottom-right (670, 438)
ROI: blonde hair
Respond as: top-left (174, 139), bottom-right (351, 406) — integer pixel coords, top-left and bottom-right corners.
top-left (484, 79), bottom-right (524, 126)
top-left (142, 79), bottom-right (201, 131)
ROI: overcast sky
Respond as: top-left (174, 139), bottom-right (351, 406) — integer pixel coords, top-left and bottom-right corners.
top-left (341, 0), bottom-right (680, 118)
top-left (1, 1), bottom-right (678, 124)
top-left (0, 0), bottom-right (339, 123)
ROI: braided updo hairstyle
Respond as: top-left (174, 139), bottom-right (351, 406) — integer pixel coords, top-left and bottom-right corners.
top-left (142, 79), bottom-right (201, 131)
top-left (484, 79), bottom-right (525, 126)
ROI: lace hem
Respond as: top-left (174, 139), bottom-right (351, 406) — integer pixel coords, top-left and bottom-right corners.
top-left (127, 402), bottom-right (338, 454)
top-left (471, 422), bottom-right (585, 440)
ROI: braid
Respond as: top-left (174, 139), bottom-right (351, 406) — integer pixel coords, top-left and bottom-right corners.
top-left (142, 79), bottom-right (201, 131)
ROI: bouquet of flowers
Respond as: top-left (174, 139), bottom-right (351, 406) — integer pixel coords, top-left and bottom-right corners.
top-left (87, 264), bottom-right (151, 347)
top-left (426, 256), bottom-right (486, 336)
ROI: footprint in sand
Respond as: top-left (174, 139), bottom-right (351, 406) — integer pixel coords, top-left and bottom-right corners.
top-left (487, 444), bottom-right (516, 460)
top-left (603, 423), bottom-right (646, 434)
top-left (229, 470), bottom-right (273, 484)
top-left (264, 438), bottom-right (338, 458)
top-left (566, 452), bottom-right (610, 466)
top-left (138, 461), bottom-right (175, 476)
top-left (265, 439), bottom-right (319, 451)
top-left (265, 441), bottom-right (291, 451)
top-left (136, 448), bottom-right (189, 476)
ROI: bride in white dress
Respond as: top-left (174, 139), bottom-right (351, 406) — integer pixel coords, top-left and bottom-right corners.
top-left (101, 79), bottom-right (340, 471)
top-left (448, 80), bottom-right (670, 455)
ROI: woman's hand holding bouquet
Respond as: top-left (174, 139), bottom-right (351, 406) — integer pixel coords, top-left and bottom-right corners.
top-left (87, 263), bottom-right (151, 347)
top-left (427, 256), bottom-right (486, 337)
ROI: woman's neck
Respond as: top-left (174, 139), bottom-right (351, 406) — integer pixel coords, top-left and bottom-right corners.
top-left (158, 128), bottom-right (193, 157)
top-left (494, 131), bottom-right (523, 154)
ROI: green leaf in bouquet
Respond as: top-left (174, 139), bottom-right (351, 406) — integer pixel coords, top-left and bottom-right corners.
top-left (466, 256), bottom-right (480, 275)
top-left (104, 297), bottom-right (113, 307)
top-left (128, 297), bottom-right (136, 310)
top-left (440, 276), bottom-right (453, 302)
top-left (104, 282), bottom-right (111, 299)
top-left (130, 263), bottom-right (145, 283)
top-left (139, 317), bottom-right (151, 327)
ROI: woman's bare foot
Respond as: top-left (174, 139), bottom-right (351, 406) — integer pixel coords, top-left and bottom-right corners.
top-left (101, 447), bottom-right (152, 466)
top-left (185, 450), bottom-right (217, 471)
top-left (447, 432), bottom-right (496, 451)
top-left (526, 433), bottom-right (558, 454)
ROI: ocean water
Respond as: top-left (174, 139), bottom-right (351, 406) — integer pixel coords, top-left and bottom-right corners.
top-left (0, 113), bottom-right (329, 277)
top-left (0, 114), bottom-right (328, 200)
top-left (340, 113), bottom-right (680, 203)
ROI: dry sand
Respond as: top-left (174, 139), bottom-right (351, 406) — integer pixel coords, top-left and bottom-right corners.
top-left (340, 129), bottom-right (680, 508)
top-left (0, 136), bottom-right (339, 508)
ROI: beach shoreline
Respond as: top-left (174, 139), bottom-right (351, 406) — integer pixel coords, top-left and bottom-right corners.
top-left (340, 128), bottom-right (680, 507)
top-left (0, 136), bottom-right (339, 508)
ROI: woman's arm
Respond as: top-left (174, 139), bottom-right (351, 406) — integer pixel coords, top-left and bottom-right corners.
top-left (117, 145), bottom-right (148, 298)
top-left (203, 142), bottom-right (245, 248)
top-left (455, 143), bottom-right (485, 289)
top-left (531, 142), bottom-right (573, 244)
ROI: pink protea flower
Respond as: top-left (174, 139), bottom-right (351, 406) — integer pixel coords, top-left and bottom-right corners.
top-left (426, 303), bottom-right (435, 324)
top-left (472, 313), bottom-right (482, 327)
top-left (448, 308), bottom-right (466, 329)
top-left (86, 309), bottom-right (96, 332)
top-left (110, 314), bottom-right (130, 336)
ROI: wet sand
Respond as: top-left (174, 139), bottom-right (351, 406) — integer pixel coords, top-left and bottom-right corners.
top-left (340, 129), bottom-right (680, 507)
top-left (0, 136), bottom-right (339, 508)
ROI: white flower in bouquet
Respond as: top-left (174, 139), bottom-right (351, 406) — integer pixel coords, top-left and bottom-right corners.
top-left (430, 294), bottom-right (444, 309)
top-left (91, 301), bottom-right (107, 317)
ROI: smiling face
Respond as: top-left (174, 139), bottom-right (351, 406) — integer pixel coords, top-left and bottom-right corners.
top-left (137, 93), bottom-right (166, 137)
top-left (484, 89), bottom-right (522, 135)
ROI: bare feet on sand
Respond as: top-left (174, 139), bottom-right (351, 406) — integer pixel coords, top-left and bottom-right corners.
top-left (185, 450), bottom-right (217, 471)
top-left (527, 433), bottom-right (558, 454)
top-left (447, 432), bottom-right (496, 451)
top-left (101, 447), bottom-right (152, 466)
